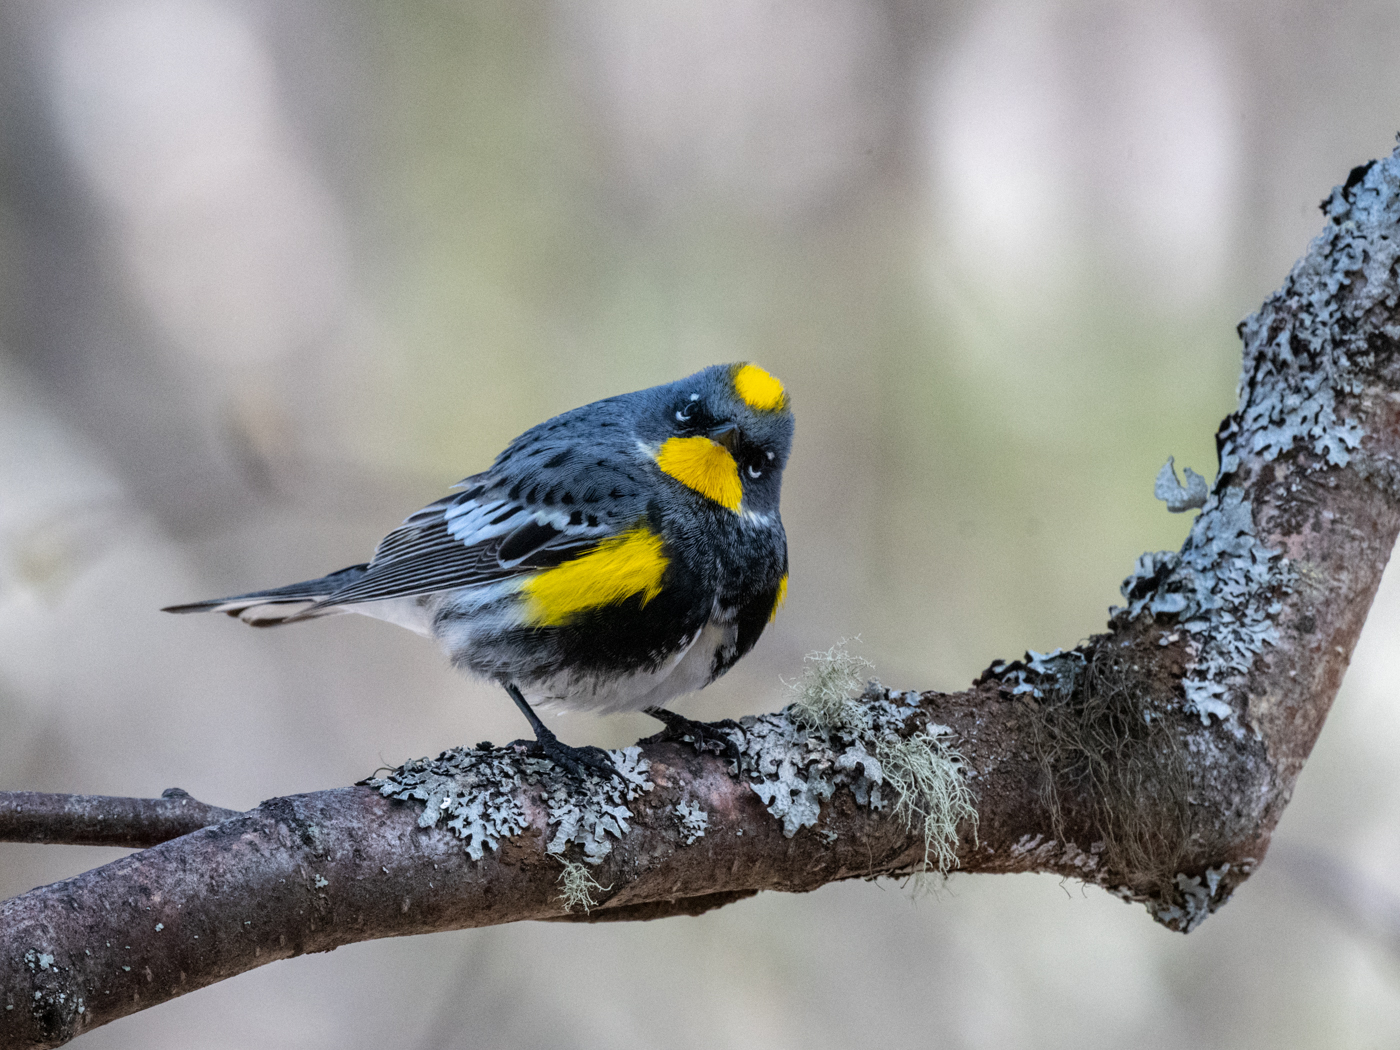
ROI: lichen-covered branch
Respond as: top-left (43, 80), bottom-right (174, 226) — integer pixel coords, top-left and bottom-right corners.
top-left (4, 148), bottom-right (1400, 1049)
top-left (0, 790), bottom-right (243, 848)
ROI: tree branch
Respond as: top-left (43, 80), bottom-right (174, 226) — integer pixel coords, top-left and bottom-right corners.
top-left (0, 791), bottom-right (243, 849)
top-left (4, 146), bottom-right (1400, 1048)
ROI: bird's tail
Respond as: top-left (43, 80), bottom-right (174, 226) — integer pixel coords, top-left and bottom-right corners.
top-left (161, 564), bottom-right (369, 627)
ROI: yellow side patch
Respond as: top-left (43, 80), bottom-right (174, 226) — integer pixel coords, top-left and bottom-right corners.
top-left (656, 435), bottom-right (742, 511)
top-left (732, 363), bottom-right (786, 411)
top-left (769, 573), bottom-right (789, 622)
top-left (522, 527), bottom-right (668, 626)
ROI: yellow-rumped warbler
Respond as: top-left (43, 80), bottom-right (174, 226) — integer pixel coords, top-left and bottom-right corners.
top-left (165, 363), bottom-right (793, 778)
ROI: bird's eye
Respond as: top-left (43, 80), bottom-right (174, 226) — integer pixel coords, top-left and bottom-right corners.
top-left (747, 465), bottom-right (762, 479)
top-left (675, 406), bottom-right (692, 423)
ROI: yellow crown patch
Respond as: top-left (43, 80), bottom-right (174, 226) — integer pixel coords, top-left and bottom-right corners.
top-left (732, 363), bottom-right (786, 412)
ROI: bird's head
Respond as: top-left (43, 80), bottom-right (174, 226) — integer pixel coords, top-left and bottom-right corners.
top-left (638, 363), bottom-right (794, 515)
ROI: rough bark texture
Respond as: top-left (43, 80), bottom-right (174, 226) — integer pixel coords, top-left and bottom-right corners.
top-left (3, 149), bottom-right (1400, 1049)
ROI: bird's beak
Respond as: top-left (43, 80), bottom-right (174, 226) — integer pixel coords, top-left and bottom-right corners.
top-left (707, 421), bottom-right (741, 453)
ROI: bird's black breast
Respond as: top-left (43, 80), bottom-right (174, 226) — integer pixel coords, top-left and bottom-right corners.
top-left (496, 498), bottom-right (786, 686)
top-left (531, 563), bottom-right (714, 679)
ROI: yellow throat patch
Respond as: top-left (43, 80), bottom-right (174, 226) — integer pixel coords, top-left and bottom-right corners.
top-left (522, 526), bottom-right (669, 627)
top-left (656, 435), bottom-right (742, 511)
top-left (732, 363), bottom-right (786, 412)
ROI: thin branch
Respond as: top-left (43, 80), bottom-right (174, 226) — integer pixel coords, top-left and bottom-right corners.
top-left (0, 790), bottom-right (242, 849)
top-left (3, 147), bottom-right (1400, 1048)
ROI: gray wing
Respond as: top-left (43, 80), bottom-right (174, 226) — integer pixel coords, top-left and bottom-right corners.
top-left (306, 430), bottom-right (652, 608)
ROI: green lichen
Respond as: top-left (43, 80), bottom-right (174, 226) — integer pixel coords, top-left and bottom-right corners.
top-left (788, 641), bottom-right (875, 736)
top-left (877, 728), bottom-right (978, 875)
top-left (556, 858), bottom-right (610, 914)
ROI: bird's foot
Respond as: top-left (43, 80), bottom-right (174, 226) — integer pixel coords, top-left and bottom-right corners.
top-left (644, 708), bottom-right (742, 766)
top-left (511, 729), bottom-right (620, 781)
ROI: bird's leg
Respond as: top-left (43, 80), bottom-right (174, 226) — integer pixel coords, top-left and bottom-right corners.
top-left (643, 707), bottom-right (742, 766)
top-left (504, 683), bottom-right (620, 780)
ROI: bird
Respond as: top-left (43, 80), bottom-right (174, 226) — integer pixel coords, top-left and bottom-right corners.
top-left (164, 363), bottom-right (794, 779)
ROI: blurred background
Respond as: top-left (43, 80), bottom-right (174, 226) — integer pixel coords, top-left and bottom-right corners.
top-left (2, 0), bottom-right (1399, 1046)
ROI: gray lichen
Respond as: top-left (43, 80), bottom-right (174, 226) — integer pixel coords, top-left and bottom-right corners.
top-left (1116, 155), bottom-right (1400, 730)
top-left (1117, 488), bottom-right (1292, 733)
top-left (1107, 156), bottom-right (1400, 736)
top-left (673, 799), bottom-right (709, 845)
top-left (366, 745), bottom-right (651, 864)
top-left (994, 647), bottom-right (1086, 699)
top-left (1154, 457), bottom-right (1208, 512)
top-left (1151, 864), bottom-right (1233, 932)
top-left (730, 646), bottom-right (976, 874)
top-left (540, 750), bottom-right (652, 863)
top-left (1224, 157), bottom-right (1400, 477)
top-left (367, 750), bottom-right (529, 860)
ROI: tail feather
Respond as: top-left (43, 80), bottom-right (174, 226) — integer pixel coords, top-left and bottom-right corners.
top-left (162, 564), bottom-right (369, 626)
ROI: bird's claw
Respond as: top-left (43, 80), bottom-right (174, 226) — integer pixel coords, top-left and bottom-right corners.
top-left (644, 708), bottom-right (742, 767)
top-left (511, 736), bottom-right (620, 781)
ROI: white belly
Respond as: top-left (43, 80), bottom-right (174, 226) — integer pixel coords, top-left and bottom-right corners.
top-left (523, 619), bottom-right (732, 715)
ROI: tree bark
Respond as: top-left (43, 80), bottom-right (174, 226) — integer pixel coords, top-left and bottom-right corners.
top-left (4, 148), bottom-right (1400, 1049)
top-left (0, 792), bottom-right (242, 850)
